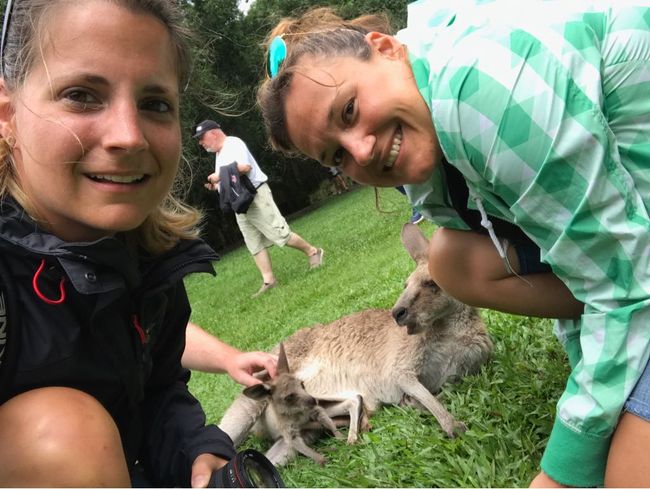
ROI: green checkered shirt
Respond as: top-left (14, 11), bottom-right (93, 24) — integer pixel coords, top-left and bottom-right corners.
top-left (399, 1), bottom-right (650, 485)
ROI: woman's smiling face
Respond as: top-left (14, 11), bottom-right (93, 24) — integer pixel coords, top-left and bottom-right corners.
top-left (3, 0), bottom-right (181, 242)
top-left (284, 32), bottom-right (441, 187)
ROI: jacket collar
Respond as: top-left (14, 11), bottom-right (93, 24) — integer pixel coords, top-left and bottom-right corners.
top-left (0, 197), bottom-right (218, 293)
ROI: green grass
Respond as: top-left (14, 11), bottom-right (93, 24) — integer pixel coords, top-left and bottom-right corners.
top-left (185, 186), bottom-right (570, 488)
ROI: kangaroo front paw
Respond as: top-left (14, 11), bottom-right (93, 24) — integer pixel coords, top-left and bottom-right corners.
top-left (333, 429), bottom-right (345, 440)
top-left (444, 420), bottom-right (467, 438)
top-left (313, 454), bottom-right (327, 466)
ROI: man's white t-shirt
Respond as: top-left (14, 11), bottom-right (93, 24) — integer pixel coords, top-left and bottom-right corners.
top-left (215, 136), bottom-right (268, 188)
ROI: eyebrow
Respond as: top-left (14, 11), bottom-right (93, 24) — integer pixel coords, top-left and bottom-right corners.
top-left (71, 74), bottom-right (110, 87)
top-left (142, 84), bottom-right (178, 96)
top-left (54, 73), bottom-right (178, 96)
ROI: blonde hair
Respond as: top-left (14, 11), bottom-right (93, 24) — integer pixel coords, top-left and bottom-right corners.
top-left (0, 0), bottom-right (202, 255)
top-left (257, 7), bottom-right (392, 154)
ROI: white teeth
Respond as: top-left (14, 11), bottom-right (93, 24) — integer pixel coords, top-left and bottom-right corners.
top-left (384, 129), bottom-right (403, 169)
top-left (89, 174), bottom-right (145, 183)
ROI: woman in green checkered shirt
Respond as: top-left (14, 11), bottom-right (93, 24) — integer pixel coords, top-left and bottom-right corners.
top-left (258, 1), bottom-right (650, 487)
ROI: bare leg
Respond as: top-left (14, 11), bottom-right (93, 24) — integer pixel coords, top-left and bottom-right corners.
top-left (428, 228), bottom-right (583, 319)
top-left (605, 412), bottom-right (650, 487)
top-left (285, 232), bottom-right (318, 257)
top-left (252, 248), bottom-right (275, 284)
top-left (0, 387), bottom-right (130, 487)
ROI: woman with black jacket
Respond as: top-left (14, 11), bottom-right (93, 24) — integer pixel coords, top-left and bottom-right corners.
top-left (0, 0), bottom-right (237, 486)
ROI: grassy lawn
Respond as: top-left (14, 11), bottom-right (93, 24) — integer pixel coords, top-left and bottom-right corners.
top-left (185, 185), bottom-right (570, 488)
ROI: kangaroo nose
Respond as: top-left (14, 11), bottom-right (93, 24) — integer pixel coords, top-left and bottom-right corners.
top-left (391, 306), bottom-right (408, 325)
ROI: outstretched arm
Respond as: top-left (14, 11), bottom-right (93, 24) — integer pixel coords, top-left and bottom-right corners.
top-left (183, 322), bottom-right (277, 386)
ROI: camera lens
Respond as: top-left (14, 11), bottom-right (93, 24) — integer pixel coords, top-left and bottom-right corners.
top-left (241, 454), bottom-right (280, 487)
top-left (209, 449), bottom-right (285, 488)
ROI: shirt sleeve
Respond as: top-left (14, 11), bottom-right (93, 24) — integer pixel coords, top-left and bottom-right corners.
top-left (218, 137), bottom-right (251, 167)
top-left (438, 15), bottom-right (650, 486)
top-left (510, 95), bottom-right (650, 487)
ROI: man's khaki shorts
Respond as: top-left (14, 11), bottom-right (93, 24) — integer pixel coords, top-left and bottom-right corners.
top-left (235, 183), bottom-right (291, 255)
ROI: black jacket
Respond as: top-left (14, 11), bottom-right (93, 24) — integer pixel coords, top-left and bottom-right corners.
top-left (0, 198), bottom-right (236, 486)
top-left (218, 162), bottom-right (257, 214)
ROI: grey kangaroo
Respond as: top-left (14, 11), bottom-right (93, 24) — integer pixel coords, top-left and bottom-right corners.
top-left (219, 223), bottom-right (493, 466)
top-left (242, 343), bottom-right (345, 466)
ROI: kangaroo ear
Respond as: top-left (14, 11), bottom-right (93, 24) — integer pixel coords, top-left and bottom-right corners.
top-left (277, 343), bottom-right (291, 374)
top-left (243, 383), bottom-right (272, 400)
top-left (401, 223), bottom-right (429, 263)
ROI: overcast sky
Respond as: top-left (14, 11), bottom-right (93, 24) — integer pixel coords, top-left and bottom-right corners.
top-left (238, 0), bottom-right (254, 14)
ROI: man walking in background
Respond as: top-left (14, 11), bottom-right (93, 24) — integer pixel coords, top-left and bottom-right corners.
top-left (194, 120), bottom-right (324, 297)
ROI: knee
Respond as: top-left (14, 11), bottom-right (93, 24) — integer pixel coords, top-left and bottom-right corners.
top-left (0, 387), bottom-right (129, 486)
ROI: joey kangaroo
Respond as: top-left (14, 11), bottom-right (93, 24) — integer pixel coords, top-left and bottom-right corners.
top-left (219, 223), bottom-right (493, 466)
top-left (241, 343), bottom-right (345, 466)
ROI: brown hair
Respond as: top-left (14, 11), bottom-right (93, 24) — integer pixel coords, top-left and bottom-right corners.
top-left (257, 7), bottom-right (392, 155)
top-left (0, 0), bottom-right (201, 254)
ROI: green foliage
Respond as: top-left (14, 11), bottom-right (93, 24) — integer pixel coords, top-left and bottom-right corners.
top-left (246, 0), bottom-right (408, 31)
top-left (185, 186), bottom-right (570, 488)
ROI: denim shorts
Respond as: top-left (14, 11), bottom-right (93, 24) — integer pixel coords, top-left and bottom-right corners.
top-left (624, 357), bottom-right (650, 421)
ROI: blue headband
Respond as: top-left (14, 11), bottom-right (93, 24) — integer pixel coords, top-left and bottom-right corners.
top-left (267, 36), bottom-right (287, 78)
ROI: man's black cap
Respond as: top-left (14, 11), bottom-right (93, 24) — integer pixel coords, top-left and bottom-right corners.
top-left (193, 120), bottom-right (221, 139)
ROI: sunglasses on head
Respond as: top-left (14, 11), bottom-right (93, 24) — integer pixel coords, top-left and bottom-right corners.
top-left (266, 28), bottom-right (356, 79)
top-left (267, 35), bottom-right (286, 79)
top-left (1, 0), bottom-right (15, 77)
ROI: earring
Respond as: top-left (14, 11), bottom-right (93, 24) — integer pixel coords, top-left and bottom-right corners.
top-left (4, 134), bottom-right (15, 148)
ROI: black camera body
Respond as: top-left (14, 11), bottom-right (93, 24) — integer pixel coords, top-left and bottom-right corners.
top-left (208, 449), bottom-right (284, 488)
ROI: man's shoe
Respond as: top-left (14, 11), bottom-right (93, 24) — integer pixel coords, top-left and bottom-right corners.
top-left (410, 211), bottom-right (424, 225)
top-left (252, 280), bottom-right (277, 298)
top-left (308, 248), bottom-right (324, 269)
